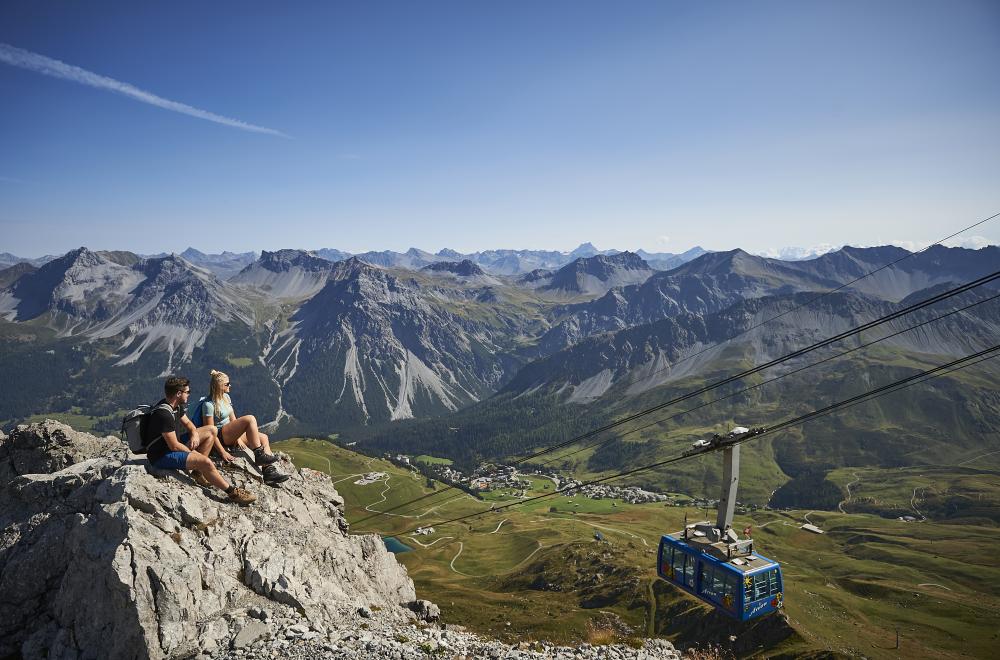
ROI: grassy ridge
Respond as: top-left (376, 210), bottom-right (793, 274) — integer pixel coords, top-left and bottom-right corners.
top-left (277, 438), bottom-right (1000, 658)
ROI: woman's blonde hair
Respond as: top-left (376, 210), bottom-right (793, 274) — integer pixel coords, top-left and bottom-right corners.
top-left (209, 369), bottom-right (230, 418)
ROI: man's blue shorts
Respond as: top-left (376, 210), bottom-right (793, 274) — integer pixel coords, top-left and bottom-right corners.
top-left (151, 438), bottom-right (192, 471)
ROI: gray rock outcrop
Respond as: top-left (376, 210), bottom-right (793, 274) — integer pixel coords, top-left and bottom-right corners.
top-left (0, 420), bottom-right (416, 659)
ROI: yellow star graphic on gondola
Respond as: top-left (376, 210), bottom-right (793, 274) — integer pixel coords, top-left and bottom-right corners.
top-left (744, 576), bottom-right (753, 588)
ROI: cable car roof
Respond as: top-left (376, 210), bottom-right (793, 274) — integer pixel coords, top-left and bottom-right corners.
top-left (661, 532), bottom-right (777, 574)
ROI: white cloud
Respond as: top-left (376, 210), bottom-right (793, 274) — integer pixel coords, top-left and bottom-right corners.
top-left (656, 235), bottom-right (671, 245)
top-left (0, 42), bottom-right (289, 138)
top-left (756, 244), bottom-right (840, 260)
top-left (943, 235), bottom-right (996, 250)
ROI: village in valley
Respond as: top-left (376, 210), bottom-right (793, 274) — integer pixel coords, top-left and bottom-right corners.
top-left (377, 453), bottom-right (763, 513)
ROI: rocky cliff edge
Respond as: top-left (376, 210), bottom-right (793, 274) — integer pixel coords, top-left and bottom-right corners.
top-left (0, 421), bottom-right (684, 660)
top-left (0, 421), bottom-right (417, 659)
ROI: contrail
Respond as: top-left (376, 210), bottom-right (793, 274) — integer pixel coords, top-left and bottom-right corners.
top-left (0, 42), bottom-right (289, 138)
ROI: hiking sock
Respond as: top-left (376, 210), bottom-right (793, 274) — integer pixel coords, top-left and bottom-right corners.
top-left (225, 485), bottom-right (236, 495)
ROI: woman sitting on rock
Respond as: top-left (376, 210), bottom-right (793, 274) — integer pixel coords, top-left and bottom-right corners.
top-left (196, 369), bottom-right (288, 485)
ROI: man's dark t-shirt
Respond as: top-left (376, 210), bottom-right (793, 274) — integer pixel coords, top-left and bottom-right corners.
top-left (145, 399), bottom-right (183, 463)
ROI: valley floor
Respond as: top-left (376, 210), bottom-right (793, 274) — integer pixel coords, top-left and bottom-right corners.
top-left (278, 438), bottom-right (1000, 659)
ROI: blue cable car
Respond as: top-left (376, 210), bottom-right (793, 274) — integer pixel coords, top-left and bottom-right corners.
top-left (657, 427), bottom-right (783, 620)
top-left (657, 531), bottom-right (783, 620)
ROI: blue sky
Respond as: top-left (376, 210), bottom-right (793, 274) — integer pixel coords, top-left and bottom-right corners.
top-left (1, 1), bottom-right (998, 257)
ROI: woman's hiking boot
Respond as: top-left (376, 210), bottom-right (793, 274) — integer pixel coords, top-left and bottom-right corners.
top-left (254, 447), bottom-right (280, 466)
top-left (227, 486), bottom-right (256, 505)
top-left (262, 464), bottom-right (290, 485)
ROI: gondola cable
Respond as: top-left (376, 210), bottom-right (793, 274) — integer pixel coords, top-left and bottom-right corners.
top-left (353, 269), bottom-right (999, 524)
top-left (389, 344), bottom-right (999, 536)
top-left (535, 291), bottom-right (1000, 467)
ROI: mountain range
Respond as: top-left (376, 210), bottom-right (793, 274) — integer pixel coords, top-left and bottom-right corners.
top-left (0, 243), bottom-right (703, 277)
top-left (0, 242), bottom-right (997, 504)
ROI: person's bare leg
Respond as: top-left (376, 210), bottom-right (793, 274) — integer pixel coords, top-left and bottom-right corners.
top-left (258, 432), bottom-right (274, 456)
top-left (228, 430), bottom-right (256, 451)
top-left (204, 425), bottom-right (235, 462)
top-left (186, 449), bottom-right (230, 490)
top-left (220, 416), bottom-right (262, 449)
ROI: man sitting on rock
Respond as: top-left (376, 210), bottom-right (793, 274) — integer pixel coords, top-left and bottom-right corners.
top-left (145, 376), bottom-right (256, 505)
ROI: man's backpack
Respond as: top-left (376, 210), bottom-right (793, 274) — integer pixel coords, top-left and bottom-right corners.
top-left (120, 402), bottom-right (174, 454)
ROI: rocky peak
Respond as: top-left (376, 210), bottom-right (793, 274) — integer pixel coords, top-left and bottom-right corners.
top-left (329, 256), bottom-right (385, 281)
top-left (0, 261), bottom-right (37, 289)
top-left (421, 259), bottom-right (485, 277)
top-left (517, 268), bottom-right (553, 284)
top-left (180, 247), bottom-right (207, 260)
top-left (4, 247), bottom-right (142, 323)
top-left (255, 249), bottom-right (332, 273)
top-left (570, 242), bottom-right (600, 258)
top-left (0, 420), bottom-right (420, 659)
top-left (543, 251), bottom-right (654, 295)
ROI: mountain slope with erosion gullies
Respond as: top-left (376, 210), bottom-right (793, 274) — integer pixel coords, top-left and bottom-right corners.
top-left (275, 259), bottom-right (541, 431)
top-left (0, 248), bottom-right (255, 367)
top-left (536, 245), bottom-right (1000, 354)
top-left (530, 252), bottom-right (656, 297)
top-left (349, 285), bottom-right (1000, 503)
top-left (230, 248), bottom-right (335, 299)
top-left (1, 243), bottom-right (996, 458)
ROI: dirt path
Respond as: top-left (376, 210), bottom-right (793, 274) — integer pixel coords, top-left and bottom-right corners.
top-left (957, 449), bottom-right (1000, 466)
top-left (646, 579), bottom-right (657, 637)
top-left (550, 516), bottom-right (650, 547)
top-left (910, 486), bottom-right (927, 521)
top-left (363, 476), bottom-right (393, 512)
top-left (449, 542), bottom-right (465, 573)
top-left (407, 535), bottom-right (454, 548)
top-left (839, 472), bottom-right (861, 513)
top-left (490, 519), bottom-right (510, 534)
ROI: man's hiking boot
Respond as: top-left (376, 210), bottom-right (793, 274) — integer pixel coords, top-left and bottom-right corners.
top-left (262, 464), bottom-right (290, 486)
top-left (254, 448), bottom-right (280, 466)
top-left (190, 470), bottom-right (212, 489)
top-left (227, 486), bottom-right (256, 505)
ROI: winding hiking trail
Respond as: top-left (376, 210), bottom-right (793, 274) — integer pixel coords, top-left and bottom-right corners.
top-left (490, 519), bottom-right (510, 534)
top-left (356, 475), bottom-right (478, 519)
top-left (756, 515), bottom-right (800, 529)
top-left (449, 542), bottom-right (469, 575)
top-left (910, 486), bottom-right (927, 521)
top-left (839, 471), bottom-right (862, 513)
top-left (576, 518), bottom-right (649, 548)
top-left (447, 538), bottom-right (548, 577)
top-left (956, 449), bottom-right (1000, 466)
top-left (407, 535), bottom-right (454, 548)
top-left (364, 476), bottom-right (393, 512)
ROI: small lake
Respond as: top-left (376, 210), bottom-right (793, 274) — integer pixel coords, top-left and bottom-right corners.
top-left (382, 536), bottom-right (412, 554)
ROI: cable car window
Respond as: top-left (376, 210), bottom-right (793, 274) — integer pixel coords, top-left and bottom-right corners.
top-left (753, 573), bottom-right (770, 600)
top-left (661, 545), bottom-right (673, 575)
top-left (767, 569), bottom-right (781, 596)
top-left (699, 564), bottom-right (718, 599)
top-left (683, 554), bottom-right (696, 588)
top-left (671, 548), bottom-right (686, 584)
top-left (718, 569), bottom-right (738, 610)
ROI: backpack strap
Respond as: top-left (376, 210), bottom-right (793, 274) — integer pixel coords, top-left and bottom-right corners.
top-left (145, 402), bottom-right (179, 451)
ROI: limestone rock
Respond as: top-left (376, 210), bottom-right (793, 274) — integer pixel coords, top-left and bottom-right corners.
top-left (406, 599), bottom-right (441, 623)
top-left (0, 420), bottom-right (417, 659)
